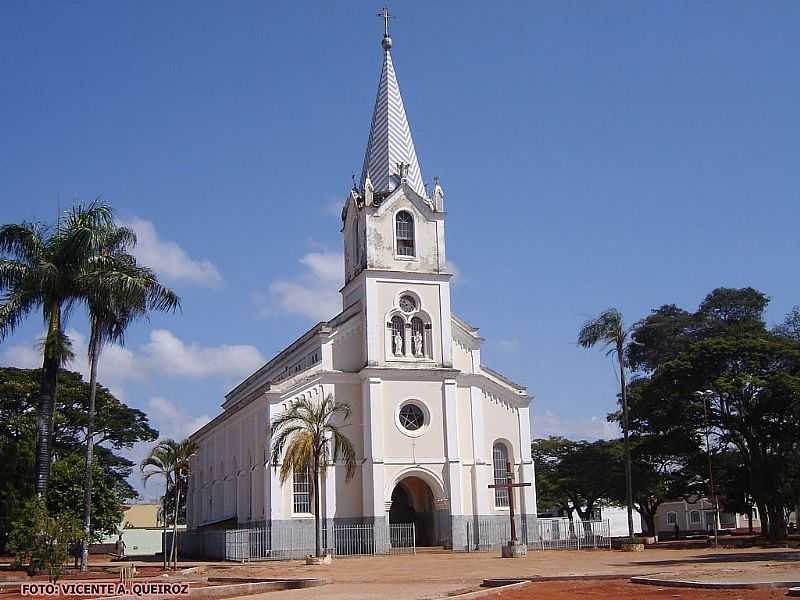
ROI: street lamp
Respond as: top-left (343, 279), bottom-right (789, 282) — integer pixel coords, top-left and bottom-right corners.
top-left (696, 390), bottom-right (720, 548)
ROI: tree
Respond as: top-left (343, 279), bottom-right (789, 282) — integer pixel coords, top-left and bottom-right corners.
top-left (530, 437), bottom-right (579, 520)
top-left (7, 497), bottom-right (81, 582)
top-left (578, 308), bottom-right (635, 537)
top-left (48, 454), bottom-right (124, 543)
top-left (0, 367), bottom-right (158, 548)
top-left (775, 306), bottom-right (800, 341)
top-left (626, 288), bottom-right (800, 541)
top-left (0, 202), bottom-right (114, 496)
top-left (270, 395), bottom-right (356, 558)
top-left (141, 438), bottom-right (198, 570)
top-left (78, 223), bottom-right (179, 570)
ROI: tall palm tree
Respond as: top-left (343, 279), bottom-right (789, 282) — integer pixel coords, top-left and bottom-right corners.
top-left (78, 224), bottom-right (180, 571)
top-left (578, 308), bottom-right (635, 537)
top-left (0, 201), bottom-right (113, 496)
top-left (141, 438), bottom-right (198, 570)
top-left (270, 395), bottom-right (356, 558)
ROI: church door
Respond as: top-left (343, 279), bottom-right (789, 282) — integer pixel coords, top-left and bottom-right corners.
top-left (389, 477), bottom-right (436, 546)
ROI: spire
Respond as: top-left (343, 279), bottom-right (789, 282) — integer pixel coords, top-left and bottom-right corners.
top-left (360, 8), bottom-right (426, 199)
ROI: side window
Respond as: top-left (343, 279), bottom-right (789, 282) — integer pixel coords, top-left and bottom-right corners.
top-left (293, 466), bottom-right (312, 514)
top-left (666, 511), bottom-right (677, 525)
top-left (689, 510), bottom-right (701, 525)
top-left (492, 443), bottom-right (510, 508)
top-left (395, 211), bottom-right (415, 257)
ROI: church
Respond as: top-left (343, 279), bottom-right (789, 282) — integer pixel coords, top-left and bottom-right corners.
top-left (186, 18), bottom-right (537, 553)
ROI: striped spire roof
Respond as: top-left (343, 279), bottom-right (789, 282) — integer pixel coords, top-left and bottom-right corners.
top-left (360, 38), bottom-right (426, 199)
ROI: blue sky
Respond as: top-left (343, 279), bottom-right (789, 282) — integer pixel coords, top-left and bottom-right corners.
top-left (1, 1), bottom-right (798, 499)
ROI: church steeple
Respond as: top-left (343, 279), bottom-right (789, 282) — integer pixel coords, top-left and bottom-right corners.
top-left (360, 9), bottom-right (426, 199)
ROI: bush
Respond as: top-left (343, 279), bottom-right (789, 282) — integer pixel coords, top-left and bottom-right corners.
top-left (7, 498), bottom-right (81, 582)
top-left (621, 536), bottom-right (645, 545)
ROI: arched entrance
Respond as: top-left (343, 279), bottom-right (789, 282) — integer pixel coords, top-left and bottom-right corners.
top-left (389, 476), bottom-right (437, 546)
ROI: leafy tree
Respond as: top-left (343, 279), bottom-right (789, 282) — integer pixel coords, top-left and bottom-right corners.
top-left (530, 437), bottom-right (579, 520)
top-left (626, 287), bottom-right (800, 541)
top-left (8, 497), bottom-right (81, 582)
top-left (775, 306), bottom-right (800, 341)
top-left (578, 308), bottom-right (636, 537)
top-left (78, 223), bottom-right (179, 570)
top-left (0, 367), bottom-right (157, 548)
top-left (48, 454), bottom-right (123, 542)
top-left (270, 395), bottom-right (356, 558)
top-left (559, 440), bottom-right (624, 523)
top-left (0, 202), bottom-right (114, 496)
top-left (141, 438), bottom-right (198, 570)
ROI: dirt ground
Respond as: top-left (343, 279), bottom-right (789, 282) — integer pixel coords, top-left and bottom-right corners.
top-left (3, 547), bottom-right (799, 599)
top-left (210, 546), bottom-right (800, 600)
top-left (496, 579), bottom-right (791, 600)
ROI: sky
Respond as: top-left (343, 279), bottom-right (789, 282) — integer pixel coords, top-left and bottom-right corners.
top-left (1, 1), bottom-right (798, 499)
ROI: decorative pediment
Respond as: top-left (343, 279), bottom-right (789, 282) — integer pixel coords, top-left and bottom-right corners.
top-left (371, 181), bottom-right (437, 220)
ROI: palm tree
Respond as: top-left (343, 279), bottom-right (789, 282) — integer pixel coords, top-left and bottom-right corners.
top-left (78, 224), bottom-right (180, 571)
top-left (0, 201), bottom-right (113, 496)
top-left (141, 438), bottom-right (198, 570)
top-left (578, 308), bottom-right (635, 537)
top-left (270, 395), bottom-right (356, 558)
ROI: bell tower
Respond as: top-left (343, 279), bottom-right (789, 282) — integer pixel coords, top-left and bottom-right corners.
top-left (340, 12), bottom-right (453, 368)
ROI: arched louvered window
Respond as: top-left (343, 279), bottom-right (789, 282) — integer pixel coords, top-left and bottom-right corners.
top-left (493, 443), bottom-right (510, 508)
top-left (411, 317), bottom-right (425, 357)
top-left (396, 211), bottom-right (415, 257)
top-left (391, 316), bottom-right (406, 356)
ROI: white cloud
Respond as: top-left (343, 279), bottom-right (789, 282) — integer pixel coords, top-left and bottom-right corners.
top-left (493, 339), bottom-right (520, 352)
top-left (124, 217), bottom-right (223, 287)
top-left (532, 409), bottom-right (621, 441)
top-left (141, 329), bottom-right (265, 378)
top-left (1, 342), bottom-right (41, 369)
top-left (260, 250), bottom-right (344, 322)
top-left (446, 259), bottom-right (462, 286)
top-left (3, 328), bottom-right (264, 387)
top-left (322, 199), bottom-right (344, 218)
top-left (148, 396), bottom-right (211, 440)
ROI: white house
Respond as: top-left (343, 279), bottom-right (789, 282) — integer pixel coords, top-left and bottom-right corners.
top-left (184, 24), bottom-right (536, 552)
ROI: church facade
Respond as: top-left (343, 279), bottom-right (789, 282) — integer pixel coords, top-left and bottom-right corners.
top-left (186, 25), bottom-right (537, 552)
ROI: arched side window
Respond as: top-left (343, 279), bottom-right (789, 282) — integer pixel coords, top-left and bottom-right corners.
top-left (395, 211), bottom-right (415, 257)
top-left (391, 315), bottom-right (406, 356)
top-left (492, 443), bottom-right (510, 508)
top-left (293, 466), bottom-right (312, 514)
top-left (411, 317), bottom-right (425, 357)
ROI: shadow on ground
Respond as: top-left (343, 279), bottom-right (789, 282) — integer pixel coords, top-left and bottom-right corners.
top-left (632, 551), bottom-right (800, 567)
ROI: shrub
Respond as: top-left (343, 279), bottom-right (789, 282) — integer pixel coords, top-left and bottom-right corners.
top-left (7, 498), bottom-right (81, 582)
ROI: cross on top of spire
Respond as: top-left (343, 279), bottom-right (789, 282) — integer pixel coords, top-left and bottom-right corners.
top-left (378, 5), bottom-right (394, 50)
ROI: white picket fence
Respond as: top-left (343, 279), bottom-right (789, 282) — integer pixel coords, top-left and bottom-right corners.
top-left (178, 522), bottom-right (415, 561)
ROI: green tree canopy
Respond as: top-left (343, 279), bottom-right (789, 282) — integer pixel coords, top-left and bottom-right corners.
top-left (0, 367), bottom-right (158, 547)
top-left (624, 287), bottom-right (800, 541)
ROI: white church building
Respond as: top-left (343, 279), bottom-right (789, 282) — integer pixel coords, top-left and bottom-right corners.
top-left (186, 22), bottom-right (537, 553)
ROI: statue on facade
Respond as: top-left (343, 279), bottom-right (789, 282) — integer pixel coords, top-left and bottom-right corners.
top-left (393, 331), bottom-right (404, 356)
top-left (413, 331), bottom-right (424, 357)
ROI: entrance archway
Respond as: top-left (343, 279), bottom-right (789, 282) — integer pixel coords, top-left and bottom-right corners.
top-left (389, 476), bottom-right (436, 546)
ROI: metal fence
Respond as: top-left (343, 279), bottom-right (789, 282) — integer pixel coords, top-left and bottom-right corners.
top-left (465, 518), bottom-right (611, 552)
top-left (178, 522), bottom-right (415, 561)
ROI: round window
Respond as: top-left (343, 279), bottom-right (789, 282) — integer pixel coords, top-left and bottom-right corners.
top-left (399, 295), bottom-right (417, 313)
top-left (398, 403), bottom-right (425, 431)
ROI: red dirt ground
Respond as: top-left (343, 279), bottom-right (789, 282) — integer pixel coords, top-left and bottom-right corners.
top-left (495, 579), bottom-right (791, 600)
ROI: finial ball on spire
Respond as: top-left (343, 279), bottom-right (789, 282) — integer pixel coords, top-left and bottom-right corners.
top-left (382, 35), bottom-right (393, 50)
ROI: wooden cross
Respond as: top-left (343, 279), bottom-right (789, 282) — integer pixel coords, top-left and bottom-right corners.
top-left (488, 462), bottom-right (531, 544)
